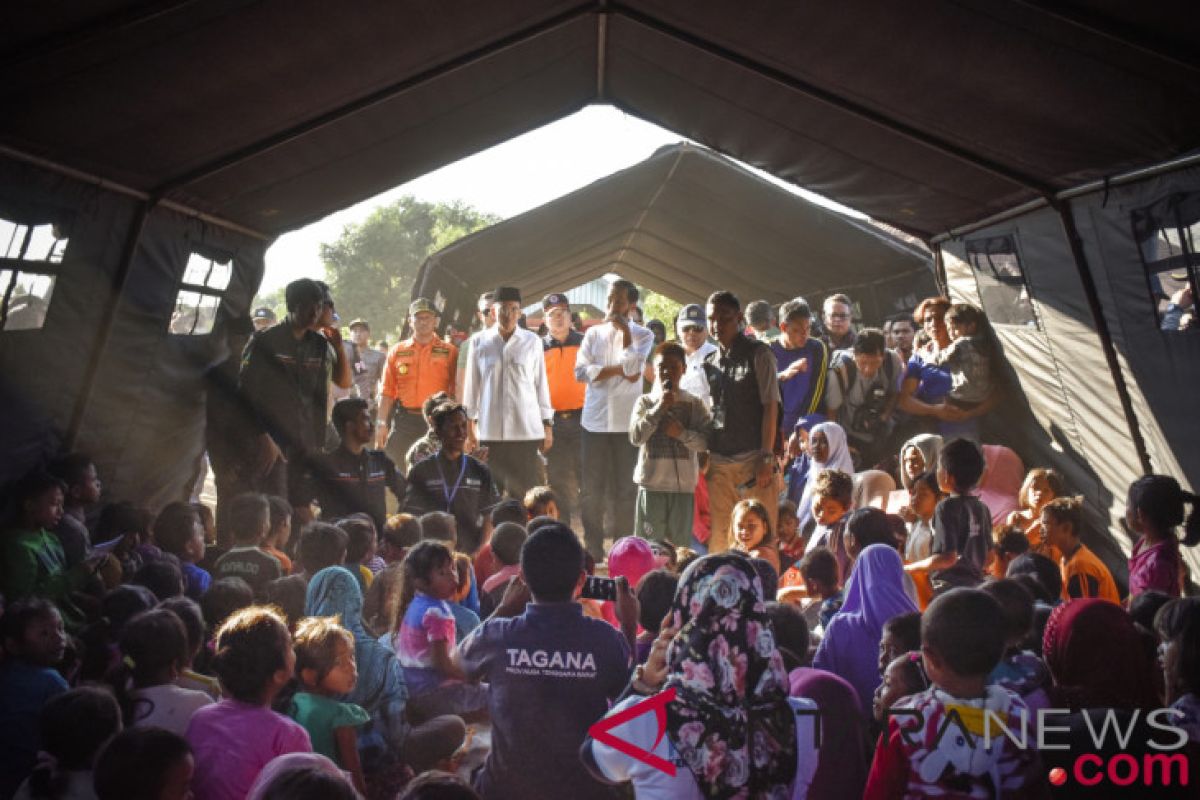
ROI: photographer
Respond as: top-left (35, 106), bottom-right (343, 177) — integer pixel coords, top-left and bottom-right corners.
top-left (824, 328), bottom-right (902, 469)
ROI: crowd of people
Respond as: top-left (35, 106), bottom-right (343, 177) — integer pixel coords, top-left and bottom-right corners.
top-left (1, 275), bottom-right (1199, 800)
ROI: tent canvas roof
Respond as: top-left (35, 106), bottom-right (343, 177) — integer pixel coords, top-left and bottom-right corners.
top-left (4, 1), bottom-right (1199, 240)
top-left (414, 142), bottom-right (932, 308)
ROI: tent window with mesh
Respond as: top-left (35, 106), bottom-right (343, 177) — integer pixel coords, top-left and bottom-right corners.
top-left (170, 252), bottom-right (232, 336)
top-left (1132, 191), bottom-right (1200, 332)
top-left (0, 219), bottom-right (67, 332)
top-left (964, 235), bottom-right (1038, 329)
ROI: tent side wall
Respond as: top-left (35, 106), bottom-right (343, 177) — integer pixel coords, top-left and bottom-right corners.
top-left (0, 155), bottom-right (267, 510)
top-left (938, 168), bottom-right (1200, 583)
top-left (0, 157), bottom-right (140, 485)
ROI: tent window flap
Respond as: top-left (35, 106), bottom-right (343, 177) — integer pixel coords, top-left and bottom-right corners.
top-left (964, 234), bottom-right (1038, 329)
top-left (169, 252), bottom-right (231, 335)
top-left (0, 218), bottom-right (68, 331)
top-left (1132, 191), bottom-right (1200, 333)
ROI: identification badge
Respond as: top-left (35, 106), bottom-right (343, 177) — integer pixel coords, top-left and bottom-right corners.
top-left (398, 364), bottom-right (409, 375)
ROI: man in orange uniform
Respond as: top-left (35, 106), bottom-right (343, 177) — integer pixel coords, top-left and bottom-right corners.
top-left (541, 293), bottom-right (585, 526)
top-left (375, 298), bottom-right (458, 465)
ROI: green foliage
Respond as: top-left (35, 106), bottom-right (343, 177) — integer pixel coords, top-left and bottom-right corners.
top-left (639, 289), bottom-right (684, 337)
top-left (314, 197), bottom-right (499, 340)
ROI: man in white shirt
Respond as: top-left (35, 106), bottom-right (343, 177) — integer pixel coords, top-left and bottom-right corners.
top-left (676, 304), bottom-right (717, 409)
top-left (463, 286), bottom-right (554, 501)
top-left (574, 279), bottom-right (655, 559)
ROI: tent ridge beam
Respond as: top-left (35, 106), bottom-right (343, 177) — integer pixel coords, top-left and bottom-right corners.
top-left (152, 1), bottom-right (598, 196)
top-left (609, 2), bottom-right (1056, 198)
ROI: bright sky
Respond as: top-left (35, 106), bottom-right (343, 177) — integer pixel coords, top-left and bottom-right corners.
top-left (261, 104), bottom-right (863, 294)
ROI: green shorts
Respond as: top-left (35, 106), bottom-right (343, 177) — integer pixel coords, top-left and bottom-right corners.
top-left (634, 488), bottom-right (695, 547)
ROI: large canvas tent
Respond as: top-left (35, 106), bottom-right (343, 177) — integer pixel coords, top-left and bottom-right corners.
top-left (413, 142), bottom-right (936, 329)
top-left (2, 1), bottom-right (1198, 575)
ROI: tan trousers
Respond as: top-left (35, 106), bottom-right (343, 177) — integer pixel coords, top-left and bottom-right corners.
top-left (706, 458), bottom-right (781, 553)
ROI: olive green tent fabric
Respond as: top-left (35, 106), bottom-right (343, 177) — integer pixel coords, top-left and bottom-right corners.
top-left (414, 143), bottom-right (934, 328)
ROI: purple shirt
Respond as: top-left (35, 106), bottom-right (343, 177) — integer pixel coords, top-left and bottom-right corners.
top-left (1128, 535), bottom-right (1183, 598)
top-left (186, 699), bottom-right (311, 800)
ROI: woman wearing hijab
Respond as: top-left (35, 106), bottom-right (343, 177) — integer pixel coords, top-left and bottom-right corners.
top-left (304, 567), bottom-right (464, 782)
top-left (975, 445), bottom-right (1024, 526)
top-left (851, 470), bottom-right (896, 511)
top-left (812, 545), bottom-right (918, 712)
top-left (797, 421), bottom-right (856, 531)
top-left (585, 554), bottom-right (819, 798)
top-left (1038, 599), bottom-right (1184, 799)
top-left (897, 434), bottom-right (943, 491)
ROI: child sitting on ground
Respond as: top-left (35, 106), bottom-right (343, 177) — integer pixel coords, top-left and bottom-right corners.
top-left (296, 522), bottom-right (348, 578)
top-left (900, 471), bottom-right (940, 562)
top-left (877, 611), bottom-right (922, 676)
top-left (981, 579), bottom-right (1050, 713)
top-left (338, 515), bottom-right (379, 591)
top-left (264, 496), bottom-right (294, 575)
top-left (777, 499), bottom-right (806, 565)
top-left (113, 609), bottom-right (213, 736)
top-left (479, 522), bottom-right (527, 618)
top-left (782, 548), bottom-right (843, 632)
top-left (420, 511), bottom-right (480, 625)
top-left (153, 502), bottom-right (210, 601)
top-left (0, 599), bottom-right (69, 798)
top-left (730, 498), bottom-right (781, 572)
top-left (635, 569), bottom-right (679, 664)
top-left (160, 596), bottom-right (221, 698)
top-left (1042, 496), bottom-right (1120, 603)
top-left (94, 727), bottom-right (194, 800)
top-left (872, 652), bottom-right (930, 737)
top-left (13, 687), bottom-right (121, 800)
top-left (802, 468), bottom-right (855, 580)
top-left (629, 341), bottom-right (712, 546)
top-left (288, 616), bottom-right (370, 794)
top-left (864, 589), bottom-right (1042, 798)
top-left (381, 513), bottom-right (422, 565)
top-left (904, 438), bottom-right (992, 586)
top-left (186, 606), bottom-right (312, 800)
top-left (989, 526), bottom-right (1030, 579)
top-left (1155, 598), bottom-right (1200, 743)
top-left (47, 452), bottom-right (103, 567)
top-left (393, 541), bottom-right (488, 721)
top-left (1006, 468), bottom-right (1065, 562)
top-left (523, 486), bottom-right (559, 520)
top-left (214, 493), bottom-right (282, 598)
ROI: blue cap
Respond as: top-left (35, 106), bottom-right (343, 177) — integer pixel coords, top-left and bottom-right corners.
top-left (676, 303), bottom-right (705, 334)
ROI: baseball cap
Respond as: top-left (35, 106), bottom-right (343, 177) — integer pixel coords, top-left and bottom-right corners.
top-left (252, 307), bottom-right (276, 321)
top-left (409, 298), bottom-right (439, 316)
top-left (542, 293), bottom-right (570, 311)
top-left (348, 318), bottom-right (370, 330)
top-left (676, 303), bottom-right (705, 334)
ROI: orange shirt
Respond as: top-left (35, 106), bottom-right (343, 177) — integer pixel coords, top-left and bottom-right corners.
top-left (1060, 543), bottom-right (1120, 604)
top-left (381, 334), bottom-right (457, 410)
top-left (542, 329), bottom-right (586, 411)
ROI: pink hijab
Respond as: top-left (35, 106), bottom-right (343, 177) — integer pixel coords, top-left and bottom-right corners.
top-left (976, 444), bottom-right (1024, 526)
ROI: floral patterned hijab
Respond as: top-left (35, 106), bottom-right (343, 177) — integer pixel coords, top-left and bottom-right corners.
top-left (664, 554), bottom-right (796, 799)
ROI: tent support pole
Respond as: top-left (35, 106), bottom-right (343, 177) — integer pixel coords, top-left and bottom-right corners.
top-left (64, 199), bottom-right (153, 450)
top-left (1054, 201), bottom-right (1153, 475)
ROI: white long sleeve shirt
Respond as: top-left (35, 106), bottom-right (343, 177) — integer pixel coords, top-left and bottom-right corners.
top-left (463, 327), bottom-right (553, 441)
top-left (679, 339), bottom-right (718, 409)
top-left (574, 320), bottom-right (655, 433)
